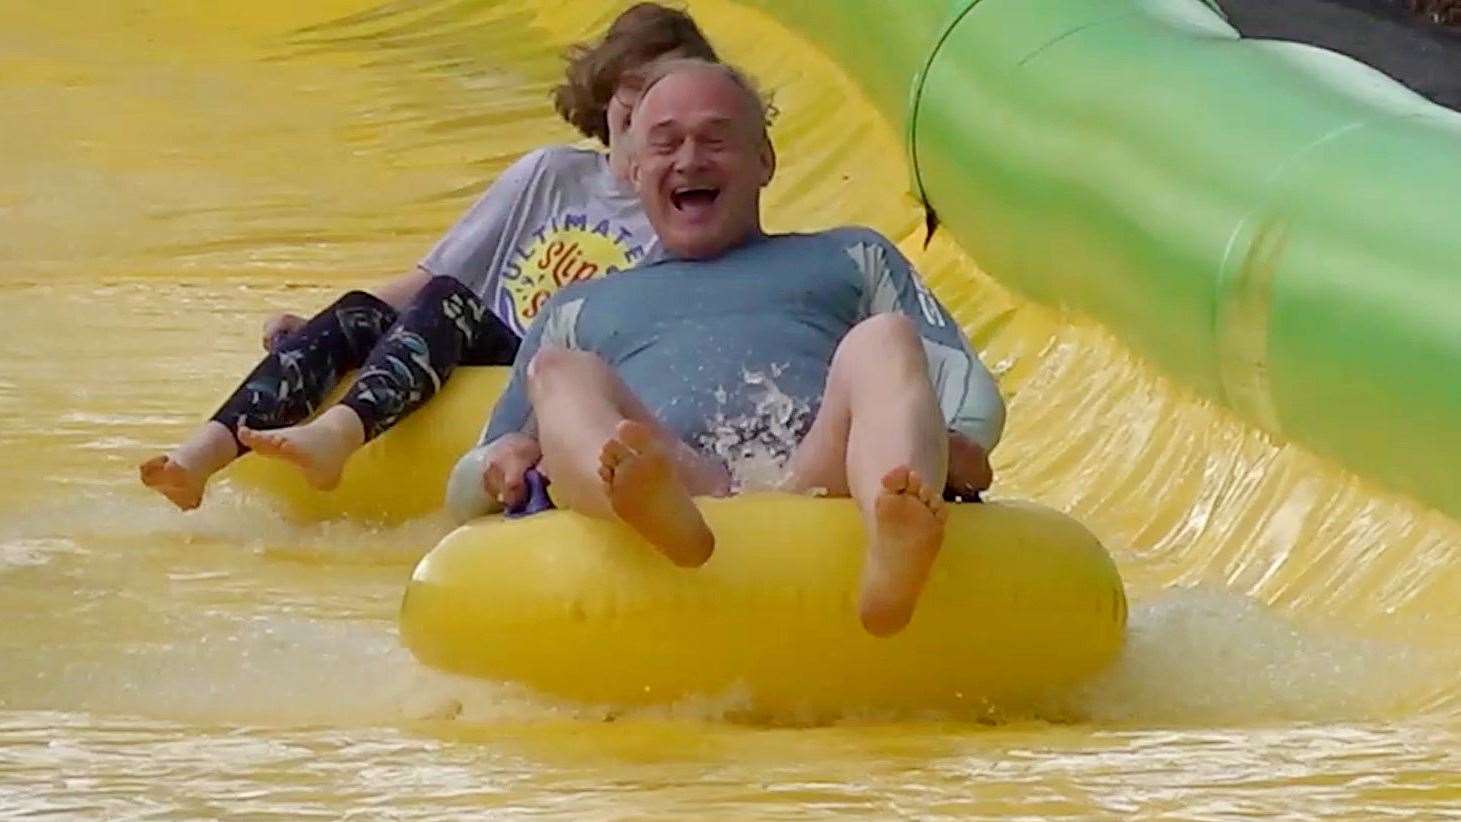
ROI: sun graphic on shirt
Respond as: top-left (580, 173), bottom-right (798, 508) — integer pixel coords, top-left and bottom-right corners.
top-left (499, 226), bottom-right (634, 333)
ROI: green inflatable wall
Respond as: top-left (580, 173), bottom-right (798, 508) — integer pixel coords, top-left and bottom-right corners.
top-left (738, 0), bottom-right (1461, 520)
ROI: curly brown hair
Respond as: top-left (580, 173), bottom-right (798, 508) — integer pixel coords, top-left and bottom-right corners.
top-left (552, 3), bottom-right (718, 145)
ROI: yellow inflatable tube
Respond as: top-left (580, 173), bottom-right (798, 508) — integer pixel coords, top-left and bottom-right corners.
top-left (401, 494), bottom-right (1127, 715)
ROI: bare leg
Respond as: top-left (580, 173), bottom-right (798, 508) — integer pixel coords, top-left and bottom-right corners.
top-left (529, 348), bottom-right (727, 567)
top-left (237, 405), bottom-right (365, 491)
top-left (784, 314), bottom-right (949, 636)
top-left (139, 421), bottom-right (239, 510)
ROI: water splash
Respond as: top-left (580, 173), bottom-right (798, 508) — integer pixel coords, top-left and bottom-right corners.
top-left (695, 367), bottom-right (814, 492)
top-left (0, 485), bottom-right (452, 568)
top-left (1056, 588), bottom-right (1448, 725)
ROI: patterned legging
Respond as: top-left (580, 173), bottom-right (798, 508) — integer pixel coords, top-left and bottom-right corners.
top-left (210, 276), bottom-right (519, 446)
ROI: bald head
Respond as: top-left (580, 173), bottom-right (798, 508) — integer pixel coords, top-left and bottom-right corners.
top-left (630, 59), bottom-right (771, 149)
top-left (626, 60), bottom-right (776, 260)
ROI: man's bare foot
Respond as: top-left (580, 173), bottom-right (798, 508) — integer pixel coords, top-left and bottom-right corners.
top-left (859, 466), bottom-right (948, 636)
top-left (237, 406), bottom-right (364, 491)
top-left (139, 455), bottom-right (207, 510)
top-left (597, 420), bottom-right (715, 567)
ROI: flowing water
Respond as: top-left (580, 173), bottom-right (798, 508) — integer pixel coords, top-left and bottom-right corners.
top-left (2, 0), bottom-right (1459, 816)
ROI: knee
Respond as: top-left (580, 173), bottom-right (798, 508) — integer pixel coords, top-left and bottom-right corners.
top-left (856, 313), bottom-right (920, 346)
top-left (398, 276), bottom-right (475, 322)
top-left (314, 290), bottom-right (395, 338)
top-left (837, 313), bottom-right (924, 365)
top-left (526, 347), bottom-right (601, 394)
top-left (416, 275), bottom-right (473, 304)
top-left (330, 289), bottom-right (394, 315)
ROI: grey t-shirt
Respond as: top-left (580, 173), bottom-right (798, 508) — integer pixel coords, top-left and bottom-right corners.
top-left (446, 228), bottom-right (1006, 522)
top-left (420, 145), bottom-right (660, 337)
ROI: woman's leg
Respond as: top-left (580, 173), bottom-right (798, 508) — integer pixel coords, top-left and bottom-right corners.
top-left (782, 314), bottom-right (949, 636)
top-left (140, 290), bottom-right (396, 509)
top-left (238, 277), bottom-right (508, 489)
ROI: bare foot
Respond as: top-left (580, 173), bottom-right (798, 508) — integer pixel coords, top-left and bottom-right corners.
top-left (139, 455), bottom-right (206, 510)
top-left (597, 420), bottom-right (715, 567)
top-left (859, 466), bottom-right (948, 636)
top-left (237, 407), bottom-right (363, 491)
top-left (139, 422), bottom-right (238, 511)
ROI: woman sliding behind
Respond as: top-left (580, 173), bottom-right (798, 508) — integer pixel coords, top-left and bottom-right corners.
top-left (140, 4), bottom-right (720, 509)
top-left (452, 60), bottom-right (1007, 636)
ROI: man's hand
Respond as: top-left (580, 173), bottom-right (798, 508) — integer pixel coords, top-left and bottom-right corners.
top-left (946, 431), bottom-right (992, 499)
top-left (480, 433), bottom-right (542, 510)
top-left (262, 313), bottom-right (307, 352)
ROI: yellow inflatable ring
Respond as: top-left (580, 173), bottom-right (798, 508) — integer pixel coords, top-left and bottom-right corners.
top-left (401, 494), bottom-right (1126, 716)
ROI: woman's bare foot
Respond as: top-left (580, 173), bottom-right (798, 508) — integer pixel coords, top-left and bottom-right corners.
top-left (139, 421), bottom-right (239, 510)
top-left (237, 406), bottom-right (365, 490)
top-left (859, 466), bottom-right (948, 636)
top-left (139, 456), bottom-right (207, 510)
top-left (597, 420), bottom-right (715, 567)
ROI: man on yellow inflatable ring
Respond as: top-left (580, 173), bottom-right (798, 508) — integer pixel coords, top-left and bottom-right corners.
top-left (451, 59), bottom-right (1006, 637)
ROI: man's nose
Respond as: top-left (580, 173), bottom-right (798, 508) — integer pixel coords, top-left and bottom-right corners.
top-left (671, 139), bottom-right (708, 172)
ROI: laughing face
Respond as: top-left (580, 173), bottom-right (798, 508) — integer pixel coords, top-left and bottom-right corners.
top-left (628, 65), bottom-right (775, 260)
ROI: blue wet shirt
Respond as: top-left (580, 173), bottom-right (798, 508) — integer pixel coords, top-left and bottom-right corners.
top-left (447, 228), bottom-right (1005, 521)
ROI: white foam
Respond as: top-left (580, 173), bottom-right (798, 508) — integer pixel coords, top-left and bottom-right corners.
top-left (1053, 587), bottom-right (1446, 725)
top-left (696, 368), bottom-right (812, 492)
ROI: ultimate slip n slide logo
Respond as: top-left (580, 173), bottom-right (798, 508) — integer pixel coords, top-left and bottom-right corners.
top-left (496, 213), bottom-right (648, 334)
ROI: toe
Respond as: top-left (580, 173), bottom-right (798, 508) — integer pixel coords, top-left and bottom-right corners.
top-left (600, 436), bottom-right (633, 466)
top-left (139, 456), bottom-right (167, 480)
top-left (881, 465), bottom-right (911, 494)
top-left (238, 427), bottom-right (268, 450)
top-left (615, 420), bottom-right (658, 452)
top-left (859, 597), bottom-right (914, 637)
top-left (911, 475), bottom-right (935, 505)
top-left (911, 470), bottom-right (927, 495)
top-left (906, 472), bottom-right (938, 508)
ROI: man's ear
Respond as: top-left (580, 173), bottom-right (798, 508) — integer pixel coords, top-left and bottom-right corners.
top-left (759, 137), bottom-right (777, 188)
top-left (627, 140), bottom-right (643, 189)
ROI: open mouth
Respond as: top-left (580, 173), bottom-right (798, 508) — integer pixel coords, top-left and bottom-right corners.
top-left (670, 186), bottom-right (720, 213)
